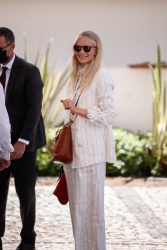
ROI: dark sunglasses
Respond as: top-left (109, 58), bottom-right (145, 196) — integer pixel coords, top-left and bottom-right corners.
top-left (0, 43), bottom-right (11, 52)
top-left (73, 45), bottom-right (96, 53)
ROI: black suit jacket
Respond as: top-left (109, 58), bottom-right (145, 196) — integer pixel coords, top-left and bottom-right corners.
top-left (6, 55), bottom-right (46, 153)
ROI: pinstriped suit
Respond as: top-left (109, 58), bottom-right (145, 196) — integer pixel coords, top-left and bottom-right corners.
top-left (64, 68), bottom-right (116, 250)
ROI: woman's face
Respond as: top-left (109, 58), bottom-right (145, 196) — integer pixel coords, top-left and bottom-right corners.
top-left (74, 36), bottom-right (96, 66)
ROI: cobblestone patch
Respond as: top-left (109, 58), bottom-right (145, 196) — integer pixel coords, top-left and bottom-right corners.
top-left (112, 187), bottom-right (167, 239)
top-left (1, 178), bottom-right (167, 250)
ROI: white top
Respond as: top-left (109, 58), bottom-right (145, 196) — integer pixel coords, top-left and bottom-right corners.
top-left (0, 84), bottom-right (14, 160)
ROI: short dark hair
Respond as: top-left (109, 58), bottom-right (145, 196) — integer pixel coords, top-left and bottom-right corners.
top-left (0, 27), bottom-right (15, 43)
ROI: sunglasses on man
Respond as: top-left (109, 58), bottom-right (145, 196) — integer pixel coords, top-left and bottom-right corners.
top-left (73, 45), bottom-right (96, 53)
top-left (0, 43), bottom-right (11, 52)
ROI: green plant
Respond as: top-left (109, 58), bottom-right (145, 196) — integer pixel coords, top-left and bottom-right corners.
top-left (35, 127), bottom-right (167, 177)
top-left (36, 128), bottom-right (61, 176)
top-left (23, 33), bottom-right (69, 129)
top-left (106, 129), bottom-right (155, 177)
top-left (149, 45), bottom-right (167, 174)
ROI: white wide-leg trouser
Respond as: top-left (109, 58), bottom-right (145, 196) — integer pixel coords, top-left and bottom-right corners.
top-left (64, 162), bottom-right (106, 250)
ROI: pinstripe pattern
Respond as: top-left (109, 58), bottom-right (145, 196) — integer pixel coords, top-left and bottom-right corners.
top-left (64, 162), bottom-right (106, 250)
top-left (63, 68), bottom-right (116, 249)
top-left (64, 69), bottom-right (116, 168)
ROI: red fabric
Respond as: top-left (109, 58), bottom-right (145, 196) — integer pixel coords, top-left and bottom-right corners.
top-left (53, 173), bottom-right (68, 205)
top-left (0, 67), bottom-right (8, 89)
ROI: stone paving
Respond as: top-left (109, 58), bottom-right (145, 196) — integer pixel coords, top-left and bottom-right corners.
top-left (1, 177), bottom-right (167, 250)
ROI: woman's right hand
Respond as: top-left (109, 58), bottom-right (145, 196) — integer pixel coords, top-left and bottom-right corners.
top-left (61, 99), bottom-right (76, 112)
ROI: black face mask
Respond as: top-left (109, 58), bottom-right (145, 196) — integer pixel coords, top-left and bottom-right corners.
top-left (0, 43), bottom-right (11, 64)
top-left (0, 48), bottom-right (9, 64)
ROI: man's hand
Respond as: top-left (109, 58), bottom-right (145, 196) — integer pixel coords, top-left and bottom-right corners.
top-left (10, 141), bottom-right (26, 160)
top-left (0, 158), bottom-right (11, 171)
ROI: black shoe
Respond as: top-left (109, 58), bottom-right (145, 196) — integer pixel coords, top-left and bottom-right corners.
top-left (0, 238), bottom-right (2, 250)
top-left (15, 243), bottom-right (35, 250)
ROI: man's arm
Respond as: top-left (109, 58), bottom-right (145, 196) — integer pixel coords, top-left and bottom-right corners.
top-left (10, 65), bottom-right (43, 159)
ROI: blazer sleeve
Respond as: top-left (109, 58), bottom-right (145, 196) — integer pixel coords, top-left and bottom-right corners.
top-left (87, 70), bottom-right (115, 127)
top-left (19, 66), bottom-right (44, 141)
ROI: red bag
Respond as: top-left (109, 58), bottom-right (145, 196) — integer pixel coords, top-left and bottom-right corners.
top-left (53, 173), bottom-right (68, 205)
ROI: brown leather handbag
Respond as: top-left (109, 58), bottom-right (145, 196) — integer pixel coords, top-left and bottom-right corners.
top-left (51, 122), bottom-right (73, 164)
top-left (52, 90), bottom-right (81, 164)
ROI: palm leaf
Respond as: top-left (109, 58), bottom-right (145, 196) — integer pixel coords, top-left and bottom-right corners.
top-left (23, 34), bottom-right (69, 129)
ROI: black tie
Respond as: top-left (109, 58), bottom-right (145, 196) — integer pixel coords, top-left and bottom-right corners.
top-left (0, 66), bottom-right (8, 89)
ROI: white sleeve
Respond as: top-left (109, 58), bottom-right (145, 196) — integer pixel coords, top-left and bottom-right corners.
top-left (0, 84), bottom-right (14, 160)
top-left (87, 71), bottom-right (115, 127)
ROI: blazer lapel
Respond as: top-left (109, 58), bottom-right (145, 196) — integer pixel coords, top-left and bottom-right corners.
top-left (6, 56), bottom-right (20, 102)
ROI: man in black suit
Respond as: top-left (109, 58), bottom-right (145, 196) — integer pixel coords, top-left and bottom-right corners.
top-left (0, 27), bottom-right (46, 250)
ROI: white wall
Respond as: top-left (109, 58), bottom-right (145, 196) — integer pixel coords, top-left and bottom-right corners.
top-left (0, 0), bottom-right (167, 68)
top-left (109, 68), bottom-right (167, 134)
top-left (1, 0), bottom-right (167, 133)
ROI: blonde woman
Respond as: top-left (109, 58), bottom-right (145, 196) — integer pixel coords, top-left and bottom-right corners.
top-left (61, 30), bottom-right (116, 250)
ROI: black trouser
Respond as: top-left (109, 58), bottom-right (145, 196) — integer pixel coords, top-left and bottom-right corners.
top-left (0, 151), bottom-right (37, 244)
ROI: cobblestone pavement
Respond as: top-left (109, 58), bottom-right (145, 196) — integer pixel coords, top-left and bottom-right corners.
top-left (1, 177), bottom-right (167, 250)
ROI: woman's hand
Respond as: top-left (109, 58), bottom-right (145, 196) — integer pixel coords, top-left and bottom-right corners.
top-left (60, 99), bottom-right (88, 118)
top-left (61, 99), bottom-right (76, 113)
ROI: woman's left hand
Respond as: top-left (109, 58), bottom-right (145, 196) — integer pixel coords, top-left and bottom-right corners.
top-left (61, 99), bottom-right (76, 113)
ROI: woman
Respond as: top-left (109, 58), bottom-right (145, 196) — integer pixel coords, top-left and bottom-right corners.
top-left (61, 30), bottom-right (116, 250)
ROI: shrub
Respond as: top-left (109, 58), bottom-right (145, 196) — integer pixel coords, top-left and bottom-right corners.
top-left (37, 127), bottom-right (166, 177)
top-left (36, 128), bottom-right (61, 176)
top-left (106, 128), bottom-right (156, 177)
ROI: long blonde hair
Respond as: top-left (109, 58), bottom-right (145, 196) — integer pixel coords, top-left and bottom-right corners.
top-left (67, 30), bottom-right (103, 92)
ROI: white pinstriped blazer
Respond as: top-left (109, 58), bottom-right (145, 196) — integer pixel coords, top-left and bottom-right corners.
top-left (65, 68), bottom-right (116, 168)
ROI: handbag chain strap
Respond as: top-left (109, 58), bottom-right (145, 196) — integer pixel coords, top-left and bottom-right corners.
top-left (68, 74), bottom-right (82, 126)
top-left (68, 92), bottom-right (81, 125)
